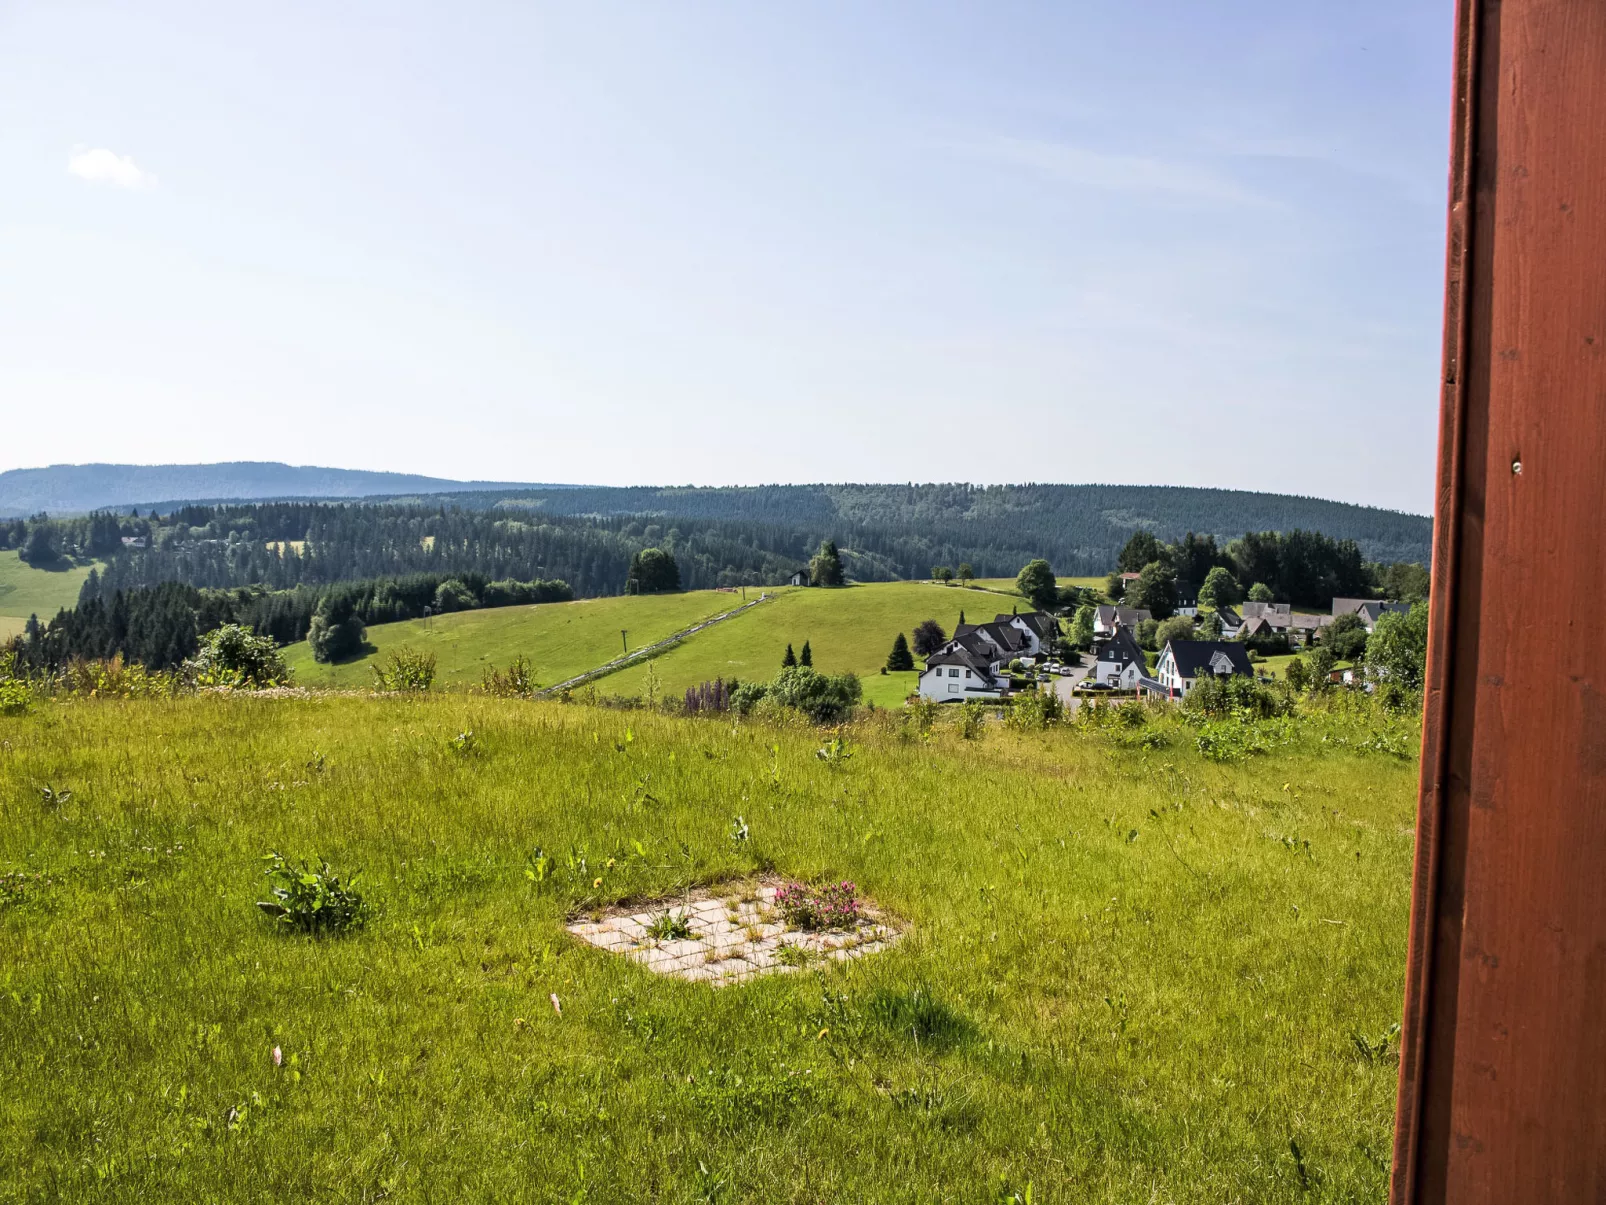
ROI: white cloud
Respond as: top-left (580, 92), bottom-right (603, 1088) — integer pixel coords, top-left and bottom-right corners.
top-left (67, 147), bottom-right (157, 190)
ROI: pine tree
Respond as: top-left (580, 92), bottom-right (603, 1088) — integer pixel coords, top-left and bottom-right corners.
top-left (782, 643), bottom-right (797, 668)
top-left (885, 632), bottom-right (914, 672)
top-left (799, 640), bottom-right (812, 666)
top-left (958, 610), bottom-right (966, 625)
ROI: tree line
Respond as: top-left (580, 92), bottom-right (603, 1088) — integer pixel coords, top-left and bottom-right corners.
top-left (10, 571), bottom-right (572, 672)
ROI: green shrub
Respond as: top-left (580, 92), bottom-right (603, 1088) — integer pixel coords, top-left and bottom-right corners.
top-left (432, 579), bottom-right (476, 613)
top-left (187, 624), bottom-right (290, 689)
top-left (764, 666), bottom-right (862, 724)
top-left (373, 647), bottom-right (436, 692)
top-left (1005, 688), bottom-right (1063, 730)
top-left (1183, 674), bottom-right (1291, 721)
top-left (255, 852), bottom-right (369, 935)
top-left (482, 654), bottom-right (537, 697)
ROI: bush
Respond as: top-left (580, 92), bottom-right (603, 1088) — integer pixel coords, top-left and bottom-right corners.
top-left (1005, 688), bottom-right (1063, 730)
top-left (255, 852), bottom-right (369, 935)
top-left (186, 624), bottom-right (290, 689)
top-left (0, 652), bottom-right (29, 716)
top-left (372, 647), bottom-right (436, 692)
top-left (731, 680), bottom-right (769, 716)
top-left (764, 666), bottom-right (862, 724)
top-left (775, 880), bottom-right (861, 931)
top-left (482, 654), bottom-right (538, 697)
top-left (1183, 673), bottom-right (1291, 721)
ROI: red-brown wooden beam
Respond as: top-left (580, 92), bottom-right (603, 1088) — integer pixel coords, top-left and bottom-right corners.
top-left (1391, 1), bottom-right (1606, 1201)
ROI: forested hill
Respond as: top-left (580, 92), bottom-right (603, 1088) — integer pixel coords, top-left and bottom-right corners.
top-left (378, 483), bottom-right (1432, 571)
top-left (0, 462), bottom-right (570, 516)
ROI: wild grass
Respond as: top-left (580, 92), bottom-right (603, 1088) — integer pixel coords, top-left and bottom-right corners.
top-left (0, 693), bottom-right (1416, 1201)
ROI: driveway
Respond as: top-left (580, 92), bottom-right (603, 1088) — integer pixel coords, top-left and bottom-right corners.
top-left (1051, 652), bottom-right (1091, 713)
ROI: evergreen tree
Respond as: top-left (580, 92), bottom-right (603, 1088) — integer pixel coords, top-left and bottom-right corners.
top-left (1117, 530), bottom-right (1165, 573)
top-left (885, 632), bottom-right (914, 672)
top-left (799, 640), bottom-right (812, 667)
top-left (782, 643), bottom-right (797, 668)
top-left (958, 610), bottom-right (966, 625)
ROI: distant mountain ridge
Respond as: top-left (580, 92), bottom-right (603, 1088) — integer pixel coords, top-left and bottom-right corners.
top-left (0, 462), bottom-right (571, 516)
top-left (0, 464), bottom-right (1433, 569)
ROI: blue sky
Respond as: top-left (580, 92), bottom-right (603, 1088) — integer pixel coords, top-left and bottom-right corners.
top-left (0, 1), bottom-right (1452, 512)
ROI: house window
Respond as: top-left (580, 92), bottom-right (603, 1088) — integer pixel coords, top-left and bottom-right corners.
top-left (948, 668), bottom-right (960, 678)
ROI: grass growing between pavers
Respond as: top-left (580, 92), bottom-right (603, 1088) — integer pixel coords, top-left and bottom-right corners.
top-left (0, 695), bottom-right (1416, 1201)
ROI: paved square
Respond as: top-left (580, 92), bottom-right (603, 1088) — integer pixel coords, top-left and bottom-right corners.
top-left (567, 879), bottom-right (901, 985)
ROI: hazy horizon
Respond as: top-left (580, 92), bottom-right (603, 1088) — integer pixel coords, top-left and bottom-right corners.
top-left (2, 2), bottom-right (1452, 513)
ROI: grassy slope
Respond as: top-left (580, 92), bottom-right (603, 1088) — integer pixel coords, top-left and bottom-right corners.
top-left (0, 551), bottom-right (100, 638)
top-left (282, 590), bottom-right (754, 689)
top-left (0, 696), bottom-right (1416, 1201)
top-left (598, 582), bottom-right (1010, 701)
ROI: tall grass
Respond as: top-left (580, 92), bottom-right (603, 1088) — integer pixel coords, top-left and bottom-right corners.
top-left (0, 694), bottom-right (1415, 1201)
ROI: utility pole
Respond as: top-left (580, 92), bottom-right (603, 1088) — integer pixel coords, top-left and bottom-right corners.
top-left (620, 629), bottom-right (628, 657)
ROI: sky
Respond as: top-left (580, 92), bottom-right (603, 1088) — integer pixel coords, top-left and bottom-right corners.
top-left (0, 1), bottom-right (1453, 513)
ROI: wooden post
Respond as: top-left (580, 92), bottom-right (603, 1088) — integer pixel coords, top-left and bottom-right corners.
top-left (1391, 1), bottom-right (1606, 1200)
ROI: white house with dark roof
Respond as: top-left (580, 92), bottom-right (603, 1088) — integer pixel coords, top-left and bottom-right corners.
top-left (1093, 605), bottom-right (1153, 637)
top-left (1213, 606), bottom-right (1245, 639)
top-left (1142, 639), bottom-right (1255, 698)
top-left (916, 609), bottom-right (1060, 701)
top-left (1092, 627), bottom-right (1147, 689)
top-left (1332, 598), bottom-right (1410, 632)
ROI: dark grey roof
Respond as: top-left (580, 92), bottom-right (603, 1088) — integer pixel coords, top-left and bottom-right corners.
top-left (925, 647), bottom-right (996, 675)
top-left (1215, 606), bottom-right (1243, 626)
top-left (999, 611), bottom-right (1059, 640)
top-left (1241, 601), bottom-right (1292, 624)
top-left (1094, 627), bottom-right (1146, 671)
top-left (1161, 639), bottom-right (1254, 679)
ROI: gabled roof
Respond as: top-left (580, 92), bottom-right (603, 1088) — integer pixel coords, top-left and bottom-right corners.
top-left (1241, 601), bottom-right (1292, 624)
top-left (973, 621), bottom-right (1028, 652)
top-left (998, 611), bottom-right (1058, 640)
top-left (1215, 606), bottom-right (1243, 627)
top-left (1094, 627), bottom-right (1146, 671)
top-left (1239, 616), bottom-right (1273, 638)
top-left (1289, 612), bottom-right (1332, 631)
top-left (924, 647), bottom-right (997, 676)
top-left (1160, 639), bottom-right (1255, 679)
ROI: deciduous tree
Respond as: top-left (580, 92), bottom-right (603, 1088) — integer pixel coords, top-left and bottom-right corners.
top-left (1015, 559), bottom-right (1057, 611)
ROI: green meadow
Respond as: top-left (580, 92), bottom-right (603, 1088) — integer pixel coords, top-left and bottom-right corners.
top-left (1, 693), bottom-right (1416, 1202)
top-left (0, 551), bottom-right (101, 641)
top-left (596, 582), bottom-right (989, 704)
top-left (282, 589), bottom-right (753, 689)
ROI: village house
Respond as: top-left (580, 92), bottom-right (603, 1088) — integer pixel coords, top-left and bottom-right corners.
top-left (1093, 605), bottom-right (1153, 637)
top-left (1174, 585), bottom-right (1200, 618)
top-left (916, 610), bottom-right (1061, 702)
top-left (787, 569), bottom-right (810, 587)
top-left (1214, 606), bottom-right (1245, 639)
top-left (1241, 601), bottom-right (1293, 631)
top-left (1332, 598), bottom-right (1410, 632)
top-left (1141, 639), bottom-right (1255, 699)
top-left (1288, 612), bottom-right (1331, 645)
top-left (1092, 626), bottom-right (1147, 690)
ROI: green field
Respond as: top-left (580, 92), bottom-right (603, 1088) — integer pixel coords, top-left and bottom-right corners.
top-left (598, 582), bottom-right (1009, 701)
top-left (0, 551), bottom-right (101, 639)
top-left (282, 590), bottom-right (759, 689)
top-left (0, 693), bottom-right (1416, 1200)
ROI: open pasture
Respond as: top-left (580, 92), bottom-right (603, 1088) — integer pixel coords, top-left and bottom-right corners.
top-left (0, 694), bottom-right (1416, 1201)
top-left (281, 589), bottom-right (753, 689)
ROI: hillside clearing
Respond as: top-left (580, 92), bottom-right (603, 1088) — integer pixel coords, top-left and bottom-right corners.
top-left (0, 551), bottom-right (100, 631)
top-left (282, 589), bottom-right (761, 689)
top-left (597, 582), bottom-right (1002, 700)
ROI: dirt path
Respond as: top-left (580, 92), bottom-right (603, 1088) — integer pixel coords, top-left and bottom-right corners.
top-left (536, 592), bottom-right (776, 696)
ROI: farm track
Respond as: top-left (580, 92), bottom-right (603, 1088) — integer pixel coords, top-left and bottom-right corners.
top-left (537, 593), bottom-right (775, 696)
